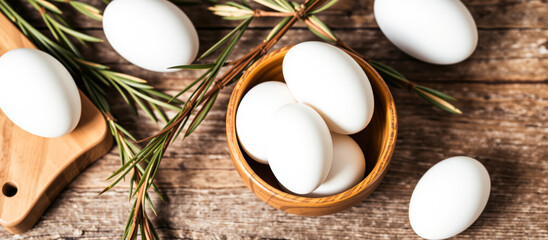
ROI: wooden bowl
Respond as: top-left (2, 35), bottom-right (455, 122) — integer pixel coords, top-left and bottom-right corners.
top-left (226, 45), bottom-right (397, 216)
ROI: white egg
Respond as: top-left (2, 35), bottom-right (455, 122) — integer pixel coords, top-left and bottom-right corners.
top-left (0, 48), bottom-right (81, 138)
top-left (283, 42), bottom-right (374, 135)
top-left (268, 103), bottom-right (333, 195)
top-left (307, 133), bottom-right (366, 197)
top-left (409, 156), bottom-right (491, 239)
top-left (374, 0), bottom-right (478, 65)
top-left (236, 81), bottom-right (297, 164)
top-left (103, 0), bottom-right (199, 72)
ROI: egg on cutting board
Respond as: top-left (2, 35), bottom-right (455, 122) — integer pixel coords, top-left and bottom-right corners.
top-left (0, 48), bottom-right (81, 138)
top-left (103, 0), bottom-right (199, 72)
top-left (282, 41), bottom-right (374, 135)
top-left (307, 133), bottom-right (366, 197)
top-left (236, 81), bottom-right (297, 164)
top-left (374, 0), bottom-right (478, 65)
top-left (409, 156), bottom-right (491, 239)
top-left (268, 103), bottom-right (333, 195)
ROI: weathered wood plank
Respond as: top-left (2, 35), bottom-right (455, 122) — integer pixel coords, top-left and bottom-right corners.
top-left (13, 0), bottom-right (548, 29)
top-left (76, 28), bottom-right (548, 61)
top-left (66, 28), bottom-right (548, 82)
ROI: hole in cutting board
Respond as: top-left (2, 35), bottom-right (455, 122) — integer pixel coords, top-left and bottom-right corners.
top-left (2, 182), bottom-right (18, 197)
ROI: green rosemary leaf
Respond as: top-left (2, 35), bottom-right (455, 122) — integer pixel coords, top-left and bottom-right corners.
top-left (308, 15), bottom-right (336, 42)
top-left (290, 1), bottom-right (300, 9)
top-left (147, 89), bottom-right (183, 103)
top-left (129, 89), bottom-right (182, 111)
top-left (133, 165), bottom-right (164, 202)
top-left (151, 103), bottom-right (169, 123)
top-left (57, 24), bottom-right (82, 56)
top-left (226, 1), bottom-right (251, 10)
top-left (198, 18), bottom-right (251, 60)
top-left (145, 194), bottom-right (157, 216)
top-left (54, 22), bottom-right (102, 42)
top-left (104, 155), bottom-right (138, 181)
top-left (172, 63), bottom-right (217, 69)
top-left (122, 200), bottom-right (138, 240)
top-left (69, 1), bottom-right (103, 21)
top-left (110, 72), bottom-right (148, 83)
top-left (0, 3), bottom-right (15, 22)
top-left (265, 16), bottom-right (292, 41)
top-left (101, 161), bottom-right (138, 194)
top-left (126, 141), bottom-right (141, 154)
top-left (119, 79), bottom-right (155, 90)
top-left (84, 78), bottom-right (110, 112)
top-left (128, 90), bottom-right (159, 123)
top-left (41, 14), bottom-right (59, 40)
top-left (368, 60), bottom-right (408, 81)
top-left (415, 85), bottom-right (457, 102)
top-left (87, 76), bottom-right (108, 96)
top-left (139, 218), bottom-right (146, 240)
top-left (370, 62), bottom-right (410, 83)
top-left (223, 15), bottom-right (254, 20)
top-left (211, 18), bottom-right (250, 75)
top-left (147, 153), bottom-right (163, 189)
top-left (190, 18), bottom-right (249, 109)
top-left (311, 0), bottom-right (338, 14)
top-left (128, 171), bottom-right (135, 200)
top-left (254, 0), bottom-right (289, 12)
top-left (415, 88), bottom-right (462, 114)
top-left (35, 0), bottom-right (62, 14)
top-left (306, 23), bottom-right (334, 42)
top-left (150, 180), bottom-right (166, 202)
top-left (169, 75), bottom-right (204, 102)
top-left (115, 123), bottom-right (138, 142)
top-left (379, 74), bottom-right (403, 89)
top-left (131, 156), bottom-right (157, 199)
top-left (26, 0), bottom-right (42, 13)
top-left (273, 0), bottom-right (294, 12)
top-left (101, 83), bottom-right (133, 112)
top-left (185, 91), bottom-right (219, 136)
top-left (93, 69), bottom-right (115, 86)
top-left (241, 0), bottom-right (250, 8)
top-left (50, 13), bottom-right (86, 47)
top-left (75, 58), bottom-right (109, 70)
top-left (147, 217), bottom-right (160, 240)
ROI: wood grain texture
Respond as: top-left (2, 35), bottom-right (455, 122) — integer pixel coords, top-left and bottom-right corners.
top-left (0, 0), bottom-right (546, 239)
top-left (0, 14), bottom-right (112, 234)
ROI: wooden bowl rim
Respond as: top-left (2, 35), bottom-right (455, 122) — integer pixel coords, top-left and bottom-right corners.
top-left (226, 45), bottom-right (397, 205)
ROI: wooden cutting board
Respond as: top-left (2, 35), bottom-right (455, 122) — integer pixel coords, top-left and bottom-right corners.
top-left (0, 14), bottom-right (112, 234)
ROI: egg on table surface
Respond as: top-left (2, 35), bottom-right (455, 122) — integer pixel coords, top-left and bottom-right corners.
top-left (268, 103), bottom-right (333, 195)
top-left (103, 0), bottom-right (199, 72)
top-left (306, 133), bottom-right (366, 197)
top-left (0, 48), bottom-right (81, 138)
top-left (409, 156), bottom-right (491, 239)
top-left (374, 0), bottom-right (478, 65)
top-left (283, 41), bottom-right (374, 135)
top-left (236, 81), bottom-right (297, 164)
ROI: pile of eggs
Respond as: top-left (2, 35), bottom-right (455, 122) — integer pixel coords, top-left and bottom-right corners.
top-left (236, 41), bottom-right (374, 196)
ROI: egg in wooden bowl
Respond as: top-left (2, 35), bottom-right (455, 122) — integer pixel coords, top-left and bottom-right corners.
top-left (226, 45), bottom-right (397, 216)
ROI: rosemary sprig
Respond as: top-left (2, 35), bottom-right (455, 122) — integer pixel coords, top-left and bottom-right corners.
top-left (102, 0), bottom-right (330, 238)
top-left (213, 0), bottom-right (461, 114)
top-left (0, 2), bottom-right (176, 237)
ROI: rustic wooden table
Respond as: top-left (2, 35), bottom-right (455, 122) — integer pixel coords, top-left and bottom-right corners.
top-left (1, 0), bottom-right (547, 239)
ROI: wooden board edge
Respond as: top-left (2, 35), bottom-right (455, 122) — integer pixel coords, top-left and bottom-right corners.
top-left (1, 97), bottom-right (113, 234)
